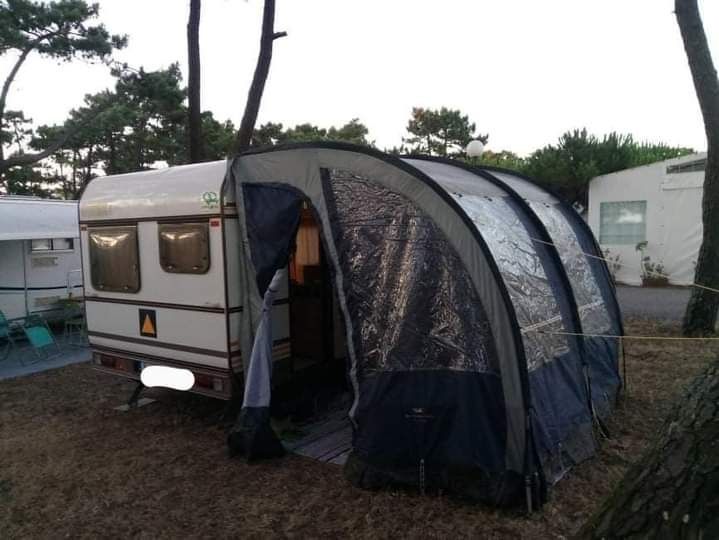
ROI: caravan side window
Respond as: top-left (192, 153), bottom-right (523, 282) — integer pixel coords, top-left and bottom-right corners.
top-left (158, 222), bottom-right (210, 274)
top-left (599, 201), bottom-right (647, 245)
top-left (31, 238), bottom-right (74, 251)
top-left (88, 226), bottom-right (140, 292)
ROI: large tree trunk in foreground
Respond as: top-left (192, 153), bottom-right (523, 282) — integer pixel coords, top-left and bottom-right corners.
top-left (187, 0), bottom-right (202, 163)
top-left (232, 0), bottom-right (286, 154)
top-left (677, 0), bottom-right (719, 335)
top-left (579, 358), bottom-right (719, 539)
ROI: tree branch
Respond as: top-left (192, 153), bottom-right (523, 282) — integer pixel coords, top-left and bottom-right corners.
top-left (272, 31), bottom-right (287, 40)
top-left (232, 0), bottom-right (285, 154)
top-left (0, 46), bottom-right (33, 119)
top-left (1, 126), bottom-right (78, 171)
top-left (1, 31), bottom-right (62, 118)
top-left (0, 91), bottom-right (116, 175)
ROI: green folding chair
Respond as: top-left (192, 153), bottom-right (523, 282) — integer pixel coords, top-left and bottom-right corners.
top-left (21, 315), bottom-right (61, 362)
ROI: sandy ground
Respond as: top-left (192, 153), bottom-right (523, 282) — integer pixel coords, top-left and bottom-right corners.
top-left (0, 319), bottom-right (716, 539)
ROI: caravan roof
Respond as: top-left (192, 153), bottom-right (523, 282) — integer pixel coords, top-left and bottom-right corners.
top-left (0, 197), bottom-right (79, 241)
top-left (80, 160), bottom-right (230, 221)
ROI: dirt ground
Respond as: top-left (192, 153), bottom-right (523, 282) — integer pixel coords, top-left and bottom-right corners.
top-left (0, 319), bottom-right (716, 539)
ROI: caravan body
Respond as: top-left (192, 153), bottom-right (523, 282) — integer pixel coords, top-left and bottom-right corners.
top-left (78, 161), bottom-right (294, 399)
top-left (588, 152), bottom-right (706, 285)
top-left (0, 196), bottom-right (83, 319)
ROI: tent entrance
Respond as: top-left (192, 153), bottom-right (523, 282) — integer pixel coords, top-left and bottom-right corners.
top-left (288, 204), bottom-right (337, 370)
top-left (271, 201), bottom-right (348, 422)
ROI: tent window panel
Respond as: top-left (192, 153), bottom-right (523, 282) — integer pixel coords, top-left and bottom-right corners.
top-left (599, 201), bottom-right (646, 245)
top-left (88, 226), bottom-right (140, 293)
top-left (455, 195), bottom-right (569, 371)
top-left (528, 202), bottom-right (612, 335)
top-left (158, 222), bottom-right (210, 274)
top-left (325, 169), bottom-right (498, 378)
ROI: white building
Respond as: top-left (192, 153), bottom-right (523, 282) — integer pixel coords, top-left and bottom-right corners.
top-left (0, 196), bottom-right (83, 319)
top-left (588, 153), bottom-right (706, 286)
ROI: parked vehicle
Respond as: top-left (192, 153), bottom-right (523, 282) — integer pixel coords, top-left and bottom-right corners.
top-left (78, 160), bottom-right (337, 400)
top-left (0, 196), bottom-right (83, 320)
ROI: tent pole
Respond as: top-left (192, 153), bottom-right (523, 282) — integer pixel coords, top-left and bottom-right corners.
top-left (22, 240), bottom-right (29, 317)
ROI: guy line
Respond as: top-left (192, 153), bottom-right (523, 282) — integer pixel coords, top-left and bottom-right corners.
top-left (529, 237), bottom-right (719, 296)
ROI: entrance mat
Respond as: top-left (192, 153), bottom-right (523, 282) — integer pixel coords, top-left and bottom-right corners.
top-left (283, 409), bottom-right (353, 465)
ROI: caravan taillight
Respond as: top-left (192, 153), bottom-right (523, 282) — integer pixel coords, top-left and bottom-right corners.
top-left (94, 353), bottom-right (137, 373)
top-left (194, 373), bottom-right (224, 393)
top-left (95, 353), bottom-right (116, 369)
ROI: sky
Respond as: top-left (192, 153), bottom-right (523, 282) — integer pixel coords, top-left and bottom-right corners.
top-left (1, 0), bottom-right (718, 156)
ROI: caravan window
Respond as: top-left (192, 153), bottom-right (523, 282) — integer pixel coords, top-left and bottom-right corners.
top-left (158, 222), bottom-right (210, 274)
top-left (599, 201), bottom-right (647, 245)
top-left (52, 238), bottom-right (74, 250)
top-left (31, 239), bottom-right (52, 251)
top-left (31, 238), bottom-right (74, 251)
top-left (88, 226), bottom-right (140, 292)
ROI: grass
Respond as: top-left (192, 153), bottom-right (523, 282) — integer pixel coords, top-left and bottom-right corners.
top-left (0, 319), bottom-right (716, 538)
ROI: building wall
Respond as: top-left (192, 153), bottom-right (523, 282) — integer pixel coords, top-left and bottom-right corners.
top-left (588, 155), bottom-right (704, 286)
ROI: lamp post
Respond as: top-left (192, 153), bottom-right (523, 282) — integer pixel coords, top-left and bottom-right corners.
top-left (465, 139), bottom-right (485, 165)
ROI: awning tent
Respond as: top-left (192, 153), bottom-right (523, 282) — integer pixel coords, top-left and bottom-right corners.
top-left (227, 143), bottom-right (622, 508)
top-left (0, 197), bottom-right (79, 241)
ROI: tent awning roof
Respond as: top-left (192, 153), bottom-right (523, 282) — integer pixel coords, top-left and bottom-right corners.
top-left (0, 198), bottom-right (79, 241)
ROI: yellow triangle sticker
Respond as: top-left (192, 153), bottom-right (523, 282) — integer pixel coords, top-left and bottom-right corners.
top-left (142, 314), bottom-right (155, 336)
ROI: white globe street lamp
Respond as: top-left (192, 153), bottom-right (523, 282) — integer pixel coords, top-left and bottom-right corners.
top-left (465, 139), bottom-right (485, 158)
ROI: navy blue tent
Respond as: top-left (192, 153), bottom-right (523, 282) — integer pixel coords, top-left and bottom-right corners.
top-left (227, 142), bottom-right (623, 508)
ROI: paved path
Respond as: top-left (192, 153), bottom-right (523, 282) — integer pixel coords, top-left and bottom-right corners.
top-left (615, 285), bottom-right (691, 322)
top-left (0, 336), bottom-right (90, 381)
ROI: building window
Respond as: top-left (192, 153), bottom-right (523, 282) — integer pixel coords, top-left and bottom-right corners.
top-left (666, 158), bottom-right (706, 174)
top-left (88, 226), bottom-right (140, 292)
top-left (158, 222), bottom-right (210, 274)
top-left (599, 201), bottom-right (647, 245)
top-left (31, 238), bottom-right (74, 251)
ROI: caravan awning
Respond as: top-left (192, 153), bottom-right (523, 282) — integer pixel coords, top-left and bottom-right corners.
top-left (0, 198), bottom-right (79, 241)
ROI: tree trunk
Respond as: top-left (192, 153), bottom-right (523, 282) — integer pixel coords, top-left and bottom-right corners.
top-left (72, 149), bottom-right (78, 192)
top-left (232, 0), bottom-right (287, 154)
top-left (107, 133), bottom-right (117, 175)
top-left (187, 0), bottom-right (202, 163)
top-left (579, 358), bottom-right (719, 539)
top-left (677, 0), bottom-right (719, 335)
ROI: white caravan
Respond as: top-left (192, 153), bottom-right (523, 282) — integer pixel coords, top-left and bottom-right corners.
top-left (79, 161), bottom-right (339, 400)
top-left (0, 196), bottom-right (83, 320)
top-left (588, 152), bottom-right (706, 286)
